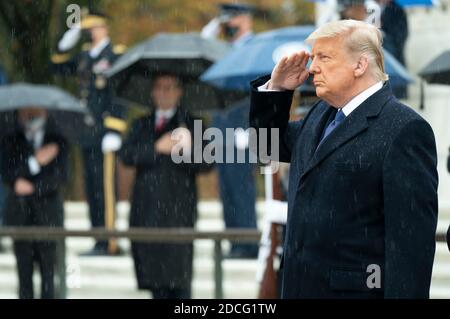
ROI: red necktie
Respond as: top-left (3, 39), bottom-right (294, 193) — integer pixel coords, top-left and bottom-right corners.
top-left (155, 115), bottom-right (167, 133)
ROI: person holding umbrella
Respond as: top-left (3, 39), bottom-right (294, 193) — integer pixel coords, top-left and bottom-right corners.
top-left (106, 32), bottom-right (231, 295)
top-left (51, 10), bottom-right (127, 256)
top-left (0, 82), bottom-right (93, 298)
top-left (119, 73), bottom-right (212, 299)
top-left (0, 107), bottom-right (68, 299)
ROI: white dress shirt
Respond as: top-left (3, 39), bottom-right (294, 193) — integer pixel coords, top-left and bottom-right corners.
top-left (340, 81), bottom-right (383, 116)
top-left (155, 108), bottom-right (177, 126)
top-left (26, 128), bottom-right (45, 176)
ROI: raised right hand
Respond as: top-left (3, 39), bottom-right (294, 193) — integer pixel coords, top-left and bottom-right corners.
top-left (268, 51), bottom-right (310, 91)
top-left (58, 26), bottom-right (81, 52)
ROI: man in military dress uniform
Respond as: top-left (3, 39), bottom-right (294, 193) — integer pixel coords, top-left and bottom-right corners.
top-left (51, 11), bottom-right (127, 256)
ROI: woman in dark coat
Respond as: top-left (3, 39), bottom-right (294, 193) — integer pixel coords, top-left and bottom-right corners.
top-left (119, 74), bottom-right (211, 299)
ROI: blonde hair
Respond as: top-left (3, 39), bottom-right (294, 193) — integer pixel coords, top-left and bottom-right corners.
top-left (306, 20), bottom-right (388, 82)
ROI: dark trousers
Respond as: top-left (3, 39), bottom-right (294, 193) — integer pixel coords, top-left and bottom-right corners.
top-left (151, 287), bottom-right (191, 299)
top-left (0, 180), bottom-right (5, 226)
top-left (14, 241), bottom-right (56, 299)
top-left (0, 182), bottom-right (5, 249)
top-left (4, 194), bottom-right (63, 299)
top-left (82, 146), bottom-right (107, 247)
top-left (218, 164), bottom-right (258, 254)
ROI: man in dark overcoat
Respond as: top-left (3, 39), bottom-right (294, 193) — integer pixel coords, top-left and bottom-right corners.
top-left (119, 74), bottom-right (212, 299)
top-left (250, 20), bottom-right (438, 298)
top-left (1, 108), bottom-right (68, 299)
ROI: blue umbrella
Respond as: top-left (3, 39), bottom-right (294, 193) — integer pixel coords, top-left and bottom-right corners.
top-left (306, 0), bottom-right (435, 6)
top-left (201, 26), bottom-right (316, 92)
top-left (393, 0), bottom-right (435, 7)
top-left (201, 25), bottom-right (414, 92)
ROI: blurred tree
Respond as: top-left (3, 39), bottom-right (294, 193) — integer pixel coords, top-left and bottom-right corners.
top-left (0, 1), bottom-right (55, 82)
top-left (0, 0), bottom-right (98, 83)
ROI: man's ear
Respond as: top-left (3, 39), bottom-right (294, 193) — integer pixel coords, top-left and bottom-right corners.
top-left (354, 55), bottom-right (369, 78)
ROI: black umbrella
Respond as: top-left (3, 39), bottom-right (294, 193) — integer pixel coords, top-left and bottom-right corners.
top-left (0, 83), bottom-right (95, 143)
top-left (106, 32), bottom-right (243, 114)
top-left (419, 50), bottom-right (450, 85)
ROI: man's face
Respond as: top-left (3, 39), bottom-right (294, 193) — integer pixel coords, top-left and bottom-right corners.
top-left (223, 14), bottom-right (252, 41)
top-left (151, 76), bottom-right (183, 111)
top-left (89, 25), bottom-right (108, 43)
top-left (309, 36), bottom-right (357, 107)
top-left (18, 108), bottom-right (48, 126)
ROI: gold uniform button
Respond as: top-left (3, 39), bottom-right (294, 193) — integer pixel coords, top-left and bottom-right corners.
top-left (95, 75), bottom-right (107, 89)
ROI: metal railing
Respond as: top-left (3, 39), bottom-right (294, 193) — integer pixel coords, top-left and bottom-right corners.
top-left (0, 228), bottom-right (447, 299)
top-left (0, 227), bottom-right (262, 299)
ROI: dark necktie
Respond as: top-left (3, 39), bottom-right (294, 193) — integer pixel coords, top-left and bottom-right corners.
top-left (317, 110), bottom-right (346, 147)
top-left (155, 116), bottom-right (168, 133)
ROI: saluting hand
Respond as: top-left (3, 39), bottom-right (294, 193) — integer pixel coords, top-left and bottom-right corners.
top-left (268, 51), bottom-right (310, 91)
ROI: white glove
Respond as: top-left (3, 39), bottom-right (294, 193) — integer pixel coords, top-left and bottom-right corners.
top-left (28, 156), bottom-right (41, 176)
top-left (102, 133), bottom-right (122, 153)
top-left (201, 17), bottom-right (222, 39)
top-left (58, 25), bottom-right (82, 52)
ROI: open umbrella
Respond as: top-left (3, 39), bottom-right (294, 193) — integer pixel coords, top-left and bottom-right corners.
top-left (201, 26), bottom-right (316, 93)
top-left (106, 32), bottom-right (241, 113)
top-left (308, 0), bottom-right (436, 6)
top-left (394, 0), bottom-right (435, 7)
top-left (419, 50), bottom-right (450, 85)
top-left (201, 25), bottom-right (414, 91)
top-left (417, 50), bottom-right (450, 110)
top-left (0, 83), bottom-right (94, 144)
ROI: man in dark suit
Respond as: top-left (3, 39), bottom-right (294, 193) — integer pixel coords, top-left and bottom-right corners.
top-left (51, 11), bottom-right (127, 255)
top-left (0, 108), bottom-right (67, 299)
top-left (119, 74), bottom-right (212, 299)
top-left (250, 19), bottom-right (438, 298)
